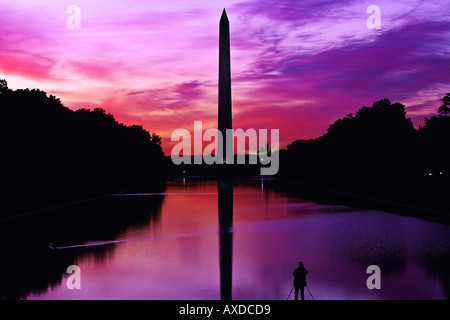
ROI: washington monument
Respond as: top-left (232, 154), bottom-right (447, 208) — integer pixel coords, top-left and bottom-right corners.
top-left (218, 9), bottom-right (232, 163)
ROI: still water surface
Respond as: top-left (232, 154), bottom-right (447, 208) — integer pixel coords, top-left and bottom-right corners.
top-left (2, 178), bottom-right (449, 299)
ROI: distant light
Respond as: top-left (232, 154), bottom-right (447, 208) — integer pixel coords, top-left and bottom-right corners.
top-left (182, 170), bottom-right (185, 174)
top-left (440, 171), bottom-right (443, 175)
top-left (428, 173), bottom-right (433, 176)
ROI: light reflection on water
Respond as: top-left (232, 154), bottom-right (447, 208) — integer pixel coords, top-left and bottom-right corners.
top-left (5, 178), bottom-right (449, 300)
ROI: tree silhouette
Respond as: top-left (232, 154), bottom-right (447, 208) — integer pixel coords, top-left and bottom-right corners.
top-left (438, 93), bottom-right (450, 115)
top-left (284, 99), bottom-right (417, 186)
top-left (418, 93), bottom-right (450, 178)
top-left (281, 96), bottom-right (450, 212)
top-left (0, 79), bottom-right (10, 93)
top-left (0, 79), bottom-right (168, 218)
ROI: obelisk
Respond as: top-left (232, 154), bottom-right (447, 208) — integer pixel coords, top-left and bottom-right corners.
top-left (218, 8), bottom-right (232, 163)
top-left (218, 10), bottom-right (233, 299)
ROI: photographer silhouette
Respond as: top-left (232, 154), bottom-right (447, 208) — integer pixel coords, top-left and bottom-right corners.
top-left (292, 261), bottom-right (309, 300)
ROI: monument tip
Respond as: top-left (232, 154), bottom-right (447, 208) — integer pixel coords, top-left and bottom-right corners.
top-left (221, 8), bottom-right (228, 20)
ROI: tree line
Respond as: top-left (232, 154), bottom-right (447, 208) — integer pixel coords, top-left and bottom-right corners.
top-left (0, 79), bottom-right (168, 217)
top-left (280, 94), bottom-right (450, 212)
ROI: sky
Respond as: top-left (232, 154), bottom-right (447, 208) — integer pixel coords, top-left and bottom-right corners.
top-left (0, 0), bottom-right (449, 155)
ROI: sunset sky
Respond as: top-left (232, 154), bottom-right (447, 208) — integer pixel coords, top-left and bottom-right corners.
top-left (1, 0), bottom-right (449, 154)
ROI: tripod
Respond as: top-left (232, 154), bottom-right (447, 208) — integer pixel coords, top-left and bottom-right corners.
top-left (287, 285), bottom-right (314, 300)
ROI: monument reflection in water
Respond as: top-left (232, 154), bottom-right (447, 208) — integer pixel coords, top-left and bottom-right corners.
top-left (218, 177), bottom-right (233, 300)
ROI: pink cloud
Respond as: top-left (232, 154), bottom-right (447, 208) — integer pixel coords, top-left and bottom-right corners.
top-left (0, 51), bottom-right (54, 79)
